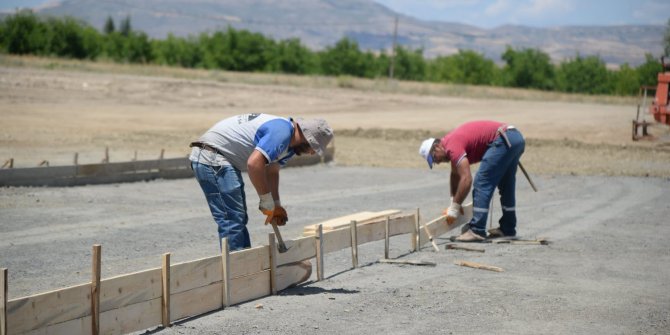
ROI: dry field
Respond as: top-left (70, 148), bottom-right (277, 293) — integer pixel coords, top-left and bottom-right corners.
top-left (2, 56), bottom-right (670, 334)
top-left (1, 55), bottom-right (669, 177)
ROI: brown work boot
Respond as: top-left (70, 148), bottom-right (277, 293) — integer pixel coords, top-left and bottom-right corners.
top-left (455, 229), bottom-right (485, 242)
top-left (487, 227), bottom-right (516, 239)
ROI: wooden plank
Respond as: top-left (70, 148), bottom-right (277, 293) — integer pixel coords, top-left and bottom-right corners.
top-left (303, 209), bottom-right (401, 235)
top-left (316, 225), bottom-right (324, 281)
top-left (91, 244), bottom-right (101, 335)
top-left (1, 269), bottom-right (6, 335)
top-left (99, 298), bottom-right (162, 335)
top-left (321, 226), bottom-right (352, 254)
top-left (276, 260), bottom-right (312, 291)
top-left (275, 236), bottom-right (316, 266)
top-left (228, 271), bottom-right (271, 306)
top-left (419, 202), bottom-right (473, 246)
top-left (455, 260), bottom-right (504, 272)
top-left (24, 316), bottom-right (92, 335)
top-left (446, 244), bottom-right (485, 252)
top-left (100, 268), bottom-right (162, 312)
top-left (379, 259), bottom-right (436, 266)
top-left (161, 253), bottom-right (170, 328)
top-left (171, 283), bottom-right (222, 321)
top-left (229, 245), bottom-right (269, 279)
top-left (170, 256), bottom-right (222, 295)
top-left (6, 283), bottom-right (91, 334)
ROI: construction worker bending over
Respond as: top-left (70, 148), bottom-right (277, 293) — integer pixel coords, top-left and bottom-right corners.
top-left (190, 114), bottom-right (333, 251)
top-left (419, 120), bottom-right (525, 242)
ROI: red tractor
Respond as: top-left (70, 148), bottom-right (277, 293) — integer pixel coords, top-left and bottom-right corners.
top-left (632, 56), bottom-right (670, 140)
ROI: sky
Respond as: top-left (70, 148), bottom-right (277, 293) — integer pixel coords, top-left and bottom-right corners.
top-left (1, 0), bottom-right (669, 28)
top-left (373, 0), bottom-right (670, 28)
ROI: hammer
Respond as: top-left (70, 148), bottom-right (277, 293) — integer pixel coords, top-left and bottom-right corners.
top-left (498, 128), bottom-right (538, 192)
top-left (264, 211), bottom-right (289, 253)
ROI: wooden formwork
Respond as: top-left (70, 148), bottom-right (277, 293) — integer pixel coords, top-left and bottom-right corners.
top-left (0, 204), bottom-right (471, 335)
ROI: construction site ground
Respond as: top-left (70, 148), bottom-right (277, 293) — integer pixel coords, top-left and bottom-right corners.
top-left (1, 57), bottom-right (669, 334)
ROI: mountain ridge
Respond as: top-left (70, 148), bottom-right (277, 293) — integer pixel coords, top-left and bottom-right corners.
top-left (14, 0), bottom-right (665, 66)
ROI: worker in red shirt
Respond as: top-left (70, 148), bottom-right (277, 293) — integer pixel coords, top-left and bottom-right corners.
top-left (419, 120), bottom-right (526, 242)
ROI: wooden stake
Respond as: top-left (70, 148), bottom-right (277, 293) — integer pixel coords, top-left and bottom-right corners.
top-left (1, 158), bottom-right (12, 169)
top-left (74, 153), bottom-right (78, 165)
top-left (414, 208), bottom-right (420, 251)
top-left (159, 149), bottom-right (165, 160)
top-left (103, 147), bottom-right (109, 163)
top-left (221, 238), bottom-right (230, 308)
top-left (161, 253), bottom-right (171, 327)
top-left (91, 245), bottom-right (101, 335)
top-left (384, 216), bottom-right (390, 259)
top-left (455, 260), bottom-right (504, 272)
top-left (1, 268), bottom-right (7, 335)
top-left (316, 224), bottom-right (324, 281)
top-left (268, 233), bottom-right (278, 295)
top-left (446, 244), bottom-right (485, 253)
top-left (350, 220), bottom-right (358, 269)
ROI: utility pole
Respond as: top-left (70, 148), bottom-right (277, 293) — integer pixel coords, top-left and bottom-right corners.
top-left (389, 16), bottom-right (398, 79)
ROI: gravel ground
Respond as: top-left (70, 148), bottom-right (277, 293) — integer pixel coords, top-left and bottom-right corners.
top-left (1, 165), bottom-right (669, 334)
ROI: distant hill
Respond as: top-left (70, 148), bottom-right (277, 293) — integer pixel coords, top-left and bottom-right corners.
top-left (17, 0), bottom-right (666, 66)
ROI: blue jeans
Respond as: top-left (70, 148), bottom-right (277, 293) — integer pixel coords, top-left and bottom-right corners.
top-left (191, 161), bottom-right (250, 251)
top-left (469, 129), bottom-right (525, 237)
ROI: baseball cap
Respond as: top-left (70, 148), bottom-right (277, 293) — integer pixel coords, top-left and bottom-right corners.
top-left (296, 118), bottom-right (333, 156)
top-left (419, 138), bottom-right (436, 169)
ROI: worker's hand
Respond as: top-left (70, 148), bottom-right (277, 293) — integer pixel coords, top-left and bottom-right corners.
top-left (443, 202), bottom-right (462, 224)
top-left (268, 206), bottom-right (288, 226)
top-left (259, 192), bottom-right (275, 213)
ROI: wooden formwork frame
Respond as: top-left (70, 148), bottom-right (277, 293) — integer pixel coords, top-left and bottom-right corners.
top-left (0, 205), bottom-right (471, 335)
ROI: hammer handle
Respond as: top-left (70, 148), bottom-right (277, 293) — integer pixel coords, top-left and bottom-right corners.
top-left (270, 222), bottom-right (288, 252)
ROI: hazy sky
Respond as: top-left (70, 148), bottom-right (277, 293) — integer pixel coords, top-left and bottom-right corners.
top-left (1, 0), bottom-right (669, 28)
top-left (373, 0), bottom-right (670, 28)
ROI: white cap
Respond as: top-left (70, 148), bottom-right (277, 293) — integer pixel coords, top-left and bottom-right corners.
top-left (419, 138), bottom-right (436, 169)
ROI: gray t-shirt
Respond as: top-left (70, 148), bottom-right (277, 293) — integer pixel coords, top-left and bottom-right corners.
top-left (190, 114), bottom-right (296, 171)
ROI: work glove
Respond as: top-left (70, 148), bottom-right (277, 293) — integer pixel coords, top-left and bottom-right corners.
top-left (443, 201), bottom-right (462, 225)
top-left (265, 205), bottom-right (288, 226)
top-left (259, 192), bottom-right (275, 213)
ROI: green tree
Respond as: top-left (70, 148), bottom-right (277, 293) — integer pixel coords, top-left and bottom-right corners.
top-left (428, 50), bottom-right (499, 85)
top-left (0, 10), bottom-right (50, 55)
top-left (392, 46), bottom-right (426, 81)
top-left (555, 54), bottom-right (609, 94)
top-left (120, 15), bottom-right (131, 37)
top-left (319, 38), bottom-right (367, 77)
top-left (610, 64), bottom-right (640, 96)
top-left (272, 38), bottom-right (316, 74)
top-left (104, 16), bottom-right (115, 34)
top-left (636, 54), bottom-right (662, 87)
top-left (46, 17), bottom-right (97, 59)
top-left (501, 46), bottom-right (555, 90)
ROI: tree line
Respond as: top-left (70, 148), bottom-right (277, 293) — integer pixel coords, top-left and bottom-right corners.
top-left (1, 10), bottom-right (666, 96)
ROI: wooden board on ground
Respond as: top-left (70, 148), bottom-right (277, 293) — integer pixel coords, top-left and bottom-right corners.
top-left (303, 209), bottom-right (401, 235)
top-left (419, 202), bottom-right (473, 248)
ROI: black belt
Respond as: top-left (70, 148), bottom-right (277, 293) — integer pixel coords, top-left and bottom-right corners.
top-left (190, 142), bottom-right (225, 156)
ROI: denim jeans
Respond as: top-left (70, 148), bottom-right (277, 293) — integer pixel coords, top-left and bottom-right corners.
top-left (469, 129), bottom-right (525, 237)
top-left (191, 161), bottom-right (250, 251)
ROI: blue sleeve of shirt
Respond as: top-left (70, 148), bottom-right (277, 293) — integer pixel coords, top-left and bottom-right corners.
top-left (254, 119), bottom-right (293, 165)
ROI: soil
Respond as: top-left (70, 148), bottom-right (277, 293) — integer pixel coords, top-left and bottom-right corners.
top-left (1, 60), bottom-right (669, 334)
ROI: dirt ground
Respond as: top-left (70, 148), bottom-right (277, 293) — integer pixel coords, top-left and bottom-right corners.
top-left (1, 59), bottom-right (670, 334)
